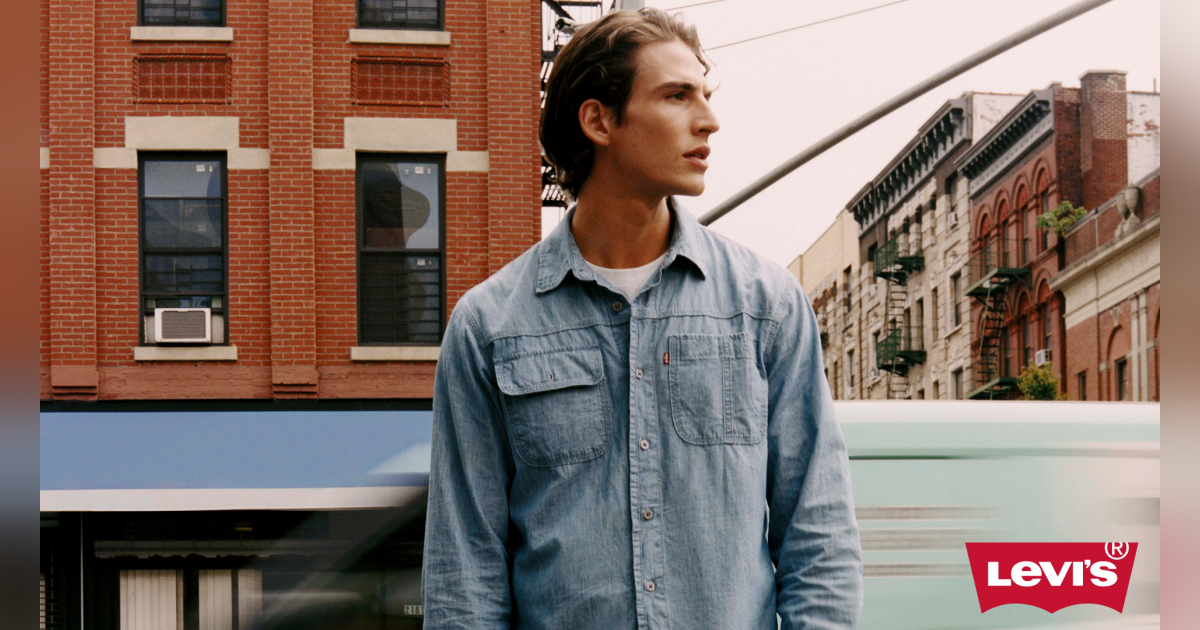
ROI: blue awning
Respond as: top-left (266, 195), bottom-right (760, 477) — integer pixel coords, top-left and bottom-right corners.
top-left (41, 410), bottom-right (433, 511)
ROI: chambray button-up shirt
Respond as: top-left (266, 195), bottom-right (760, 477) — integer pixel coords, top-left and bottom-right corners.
top-left (422, 202), bottom-right (862, 630)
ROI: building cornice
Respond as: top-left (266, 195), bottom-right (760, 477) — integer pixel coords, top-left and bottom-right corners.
top-left (955, 89), bottom-right (1054, 198)
top-left (850, 98), bottom-right (968, 233)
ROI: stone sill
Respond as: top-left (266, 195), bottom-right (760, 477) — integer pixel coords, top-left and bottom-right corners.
top-left (134, 345), bottom-right (238, 362)
top-left (348, 29), bottom-right (451, 46)
top-left (351, 346), bottom-right (441, 362)
top-left (131, 26), bottom-right (234, 42)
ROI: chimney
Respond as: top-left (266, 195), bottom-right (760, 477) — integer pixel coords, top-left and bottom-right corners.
top-left (1078, 70), bottom-right (1128, 210)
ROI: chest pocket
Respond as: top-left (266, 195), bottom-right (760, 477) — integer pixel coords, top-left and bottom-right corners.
top-left (667, 333), bottom-right (767, 445)
top-left (496, 346), bottom-right (613, 467)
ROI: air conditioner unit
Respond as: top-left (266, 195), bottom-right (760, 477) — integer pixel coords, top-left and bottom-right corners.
top-left (154, 308), bottom-right (211, 343)
top-left (948, 212), bottom-right (959, 229)
top-left (1035, 348), bottom-right (1052, 366)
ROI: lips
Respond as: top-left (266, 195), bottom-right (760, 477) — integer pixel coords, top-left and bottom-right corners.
top-left (683, 145), bottom-right (710, 167)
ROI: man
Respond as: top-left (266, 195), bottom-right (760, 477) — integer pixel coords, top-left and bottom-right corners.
top-left (423, 8), bottom-right (862, 629)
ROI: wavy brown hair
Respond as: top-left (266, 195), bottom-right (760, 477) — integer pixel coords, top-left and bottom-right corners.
top-left (540, 7), bottom-right (708, 200)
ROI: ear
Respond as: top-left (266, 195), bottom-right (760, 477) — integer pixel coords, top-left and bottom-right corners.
top-left (578, 98), bottom-right (616, 147)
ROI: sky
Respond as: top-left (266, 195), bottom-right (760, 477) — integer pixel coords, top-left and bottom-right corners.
top-left (542, 0), bottom-right (1160, 268)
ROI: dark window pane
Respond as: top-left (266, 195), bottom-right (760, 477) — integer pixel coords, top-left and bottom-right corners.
top-left (144, 254), bottom-right (224, 294)
top-left (144, 160), bottom-right (222, 198)
top-left (361, 253), bottom-right (441, 344)
top-left (362, 161), bottom-right (440, 250)
top-left (144, 199), bottom-right (222, 249)
top-left (155, 296), bottom-right (213, 309)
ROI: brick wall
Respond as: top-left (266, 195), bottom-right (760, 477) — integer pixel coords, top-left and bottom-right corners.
top-left (40, 0), bottom-right (542, 400)
top-left (1079, 71), bottom-right (1129, 211)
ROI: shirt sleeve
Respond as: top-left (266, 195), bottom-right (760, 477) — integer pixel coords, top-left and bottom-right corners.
top-left (763, 281), bottom-right (863, 630)
top-left (421, 301), bottom-right (516, 629)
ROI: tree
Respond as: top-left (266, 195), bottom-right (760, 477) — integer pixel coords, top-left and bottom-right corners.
top-left (1018, 363), bottom-right (1064, 400)
top-left (1036, 200), bottom-right (1088, 236)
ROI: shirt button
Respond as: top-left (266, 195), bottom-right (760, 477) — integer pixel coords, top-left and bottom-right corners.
top-left (635, 368), bottom-right (643, 380)
top-left (642, 509), bottom-right (654, 520)
top-left (640, 439), bottom-right (649, 450)
top-left (613, 301), bottom-right (623, 313)
top-left (645, 581), bottom-right (656, 592)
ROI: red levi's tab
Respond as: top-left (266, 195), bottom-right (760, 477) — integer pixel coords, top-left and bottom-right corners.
top-left (965, 542), bottom-right (1138, 613)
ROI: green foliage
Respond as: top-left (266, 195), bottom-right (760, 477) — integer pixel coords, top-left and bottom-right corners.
top-left (1018, 363), bottom-right (1064, 400)
top-left (1036, 200), bottom-right (1088, 236)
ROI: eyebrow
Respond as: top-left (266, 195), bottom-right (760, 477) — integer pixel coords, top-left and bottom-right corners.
top-left (656, 81), bottom-right (715, 99)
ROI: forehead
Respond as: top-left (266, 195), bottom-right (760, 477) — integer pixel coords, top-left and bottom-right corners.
top-left (632, 39), bottom-right (709, 90)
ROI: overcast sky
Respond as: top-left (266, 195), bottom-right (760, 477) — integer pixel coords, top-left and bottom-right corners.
top-left (544, 0), bottom-right (1160, 268)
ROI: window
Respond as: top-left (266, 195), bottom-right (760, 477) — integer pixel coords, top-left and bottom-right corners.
top-left (358, 154), bottom-right (446, 345)
top-left (1022, 317), bottom-right (1032, 367)
top-left (139, 154), bottom-right (227, 345)
top-left (847, 350), bottom-right (855, 390)
top-left (917, 388), bottom-right (925, 400)
top-left (1078, 370), bottom-right (1087, 401)
top-left (1042, 304), bottom-right (1052, 351)
top-left (140, 0), bottom-right (224, 27)
top-left (950, 273), bottom-right (962, 327)
top-left (931, 288), bottom-right (939, 339)
top-left (866, 244), bottom-right (877, 278)
top-left (1040, 192), bottom-right (1050, 252)
top-left (842, 266), bottom-right (852, 312)
top-left (914, 299), bottom-right (924, 349)
top-left (1001, 330), bottom-right (1011, 378)
top-left (832, 361), bottom-right (839, 400)
top-left (872, 331), bottom-right (880, 371)
top-left (358, 0), bottom-right (442, 30)
top-left (1115, 357), bottom-right (1129, 400)
top-left (952, 368), bottom-right (964, 400)
top-left (932, 380), bottom-right (940, 400)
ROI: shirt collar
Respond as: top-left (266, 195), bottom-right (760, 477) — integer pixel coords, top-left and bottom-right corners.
top-left (536, 197), bottom-right (709, 295)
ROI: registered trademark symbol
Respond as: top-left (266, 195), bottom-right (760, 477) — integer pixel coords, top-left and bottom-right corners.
top-left (1105, 542), bottom-right (1129, 560)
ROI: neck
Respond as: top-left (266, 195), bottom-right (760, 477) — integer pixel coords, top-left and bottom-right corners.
top-left (571, 174), bottom-right (673, 269)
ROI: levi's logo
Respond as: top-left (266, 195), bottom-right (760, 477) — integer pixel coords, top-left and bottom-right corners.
top-left (965, 542), bottom-right (1138, 613)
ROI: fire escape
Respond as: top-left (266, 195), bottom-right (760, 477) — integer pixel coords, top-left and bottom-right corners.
top-left (874, 229), bottom-right (925, 399)
top-left (541, 1), bottom-right (609, 210)
top-left (964, 237), bottom-right (1030, 399)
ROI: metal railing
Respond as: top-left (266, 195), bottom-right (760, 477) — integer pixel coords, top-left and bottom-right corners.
top-left (877, 325), bottom-right (925, 369)
top-left (966, 237), bottom-right (1030, 291)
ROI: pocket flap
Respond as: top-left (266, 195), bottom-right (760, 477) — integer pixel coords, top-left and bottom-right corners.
top-left (496, 347), bottom-right (605, 396)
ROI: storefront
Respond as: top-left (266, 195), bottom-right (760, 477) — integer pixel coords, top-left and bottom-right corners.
top-left (40, 403), bottom-right (433, 630)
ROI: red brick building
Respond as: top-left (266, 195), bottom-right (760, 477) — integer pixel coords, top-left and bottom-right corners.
top-left (40, 2), bottom-right (542, 629)
top-left (955, 71), bottom-right (1159, 399)
top-left (41, 0), bottom-right (541, 402)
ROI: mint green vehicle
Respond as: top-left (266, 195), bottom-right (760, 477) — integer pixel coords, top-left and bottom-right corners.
top-left (839, 401), bottom-right (1159, 630)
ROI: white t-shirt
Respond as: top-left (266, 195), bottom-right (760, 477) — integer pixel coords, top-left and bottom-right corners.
top-left (585, 252), bottom-right (668, 302)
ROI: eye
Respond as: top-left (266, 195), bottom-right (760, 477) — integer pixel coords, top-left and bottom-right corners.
top-left (668, 92), bottom-right (686, 101)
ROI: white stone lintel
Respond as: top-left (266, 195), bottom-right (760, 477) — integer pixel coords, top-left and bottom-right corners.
top-left (314, 148), bottom-right (487, 172)
top-left (345, 117), bottom-right (457, 153)
top-left (350, 346), bottom-right (441, 362)
top-left (40, 147), bottom-right (49, 170)
top-left (348, 29), bottom-right (451, 46)
top-left (126, 116), bottom-right (240, 150)
top-left (131, 26), bottom-right (234, 42)
top-left (134, 345), bottom-right (239, 362)
top-left (95, 147), bottom-right (268, 170)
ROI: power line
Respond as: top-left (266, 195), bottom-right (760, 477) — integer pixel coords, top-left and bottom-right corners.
top-left (664, 0), bottom-right (734, 10)
top-left (707, 0), bottom-right (919, 51)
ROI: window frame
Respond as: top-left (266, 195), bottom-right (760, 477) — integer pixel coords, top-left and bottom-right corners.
top-left (355, 152), bottom-right (447, 346)
top-left (1115, 357), bottom-right (1129, 400)
top-left (950, 273), bottom-right (962, 327)
top-left (138, 0), bottom-right (227, 28)
top-left (356, 0), bottom-right (444, 31)
top-left (137, 152), bottom-right (230, 346)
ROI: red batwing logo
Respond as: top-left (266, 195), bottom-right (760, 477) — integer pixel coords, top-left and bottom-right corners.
top-left (965, 542), bottom-right (1138, 613)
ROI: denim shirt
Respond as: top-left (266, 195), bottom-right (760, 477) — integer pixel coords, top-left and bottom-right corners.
top-left (422, 202), bottom-right (862, 630)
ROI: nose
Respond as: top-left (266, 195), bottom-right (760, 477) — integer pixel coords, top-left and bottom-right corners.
top-left (696, 98), bottom-right (719, 136)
